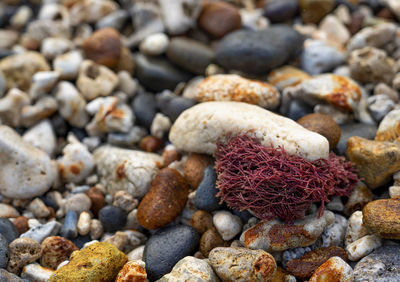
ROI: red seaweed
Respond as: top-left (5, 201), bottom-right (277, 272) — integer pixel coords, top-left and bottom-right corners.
top-left (214, 134), bottom-right (359, 222)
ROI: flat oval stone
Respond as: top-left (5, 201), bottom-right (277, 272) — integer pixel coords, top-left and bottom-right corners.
top-left (99, 206), bottom-right (127, 233)
top-left (169, 101), bottom-right (329, 161)
top-left (143, 225), bottom-right (200, 281)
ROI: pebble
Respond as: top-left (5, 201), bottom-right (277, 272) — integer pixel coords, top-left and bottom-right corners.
top-left (367, 94), bottom-right (395, 122)
top-left (335, 123), bottom-right (377, 155)
top-left (169, 101), bottom-right (329, 161)
top-left (140, 33), bottom-right (169, 56)
top-left (132, 92), bottom-right (157, 128)
top-left (191, 210), bottom-right (214, 234)
top-left (87, 186), bottom-right (105, 217)
top-left (319, 14), bottom-right (350, 47)
top-left (347, 22), bottom-right (396, 50)
top-left (0, 203), bottom-right (20, 218)
top-left (61, 211), bottom-right (78, 239)
top-left (143, 225), bottom-right (200, 281)
top-left (0, 88), bottom-right (29, 128)
top-left (150, 113), bottom-right (171, 139)
top-left (213, 211), bottom-right (243, 241)
top-left (346, 136), bottom-right (400, 189)
top-left (240, 211), bottom-right (335, 252)
top-left (93, 146), bottom-right (162, 198)
top-left (198, 1), bottom-right (241, 38)
top-left (183, 153), bottom-right (214, 190)
top-left (353, 245), bottom-right (400, 281)
top-left (65, 193), bottom-right (92, 213)
top-left (309, 256), bottom-right (354, 282)
top-left (76, 60), bottom-right (119, 101)
top-left (0, 269), bottom-right (23, 281)
top-left (194, 166), bottom-right (222, 212)
top-left (20, 221), bottom-right (61, 244)
top-left (20, 263), bottom-right (55, 281)
top-left (215, 26), bottom-right (303, 74)
top-left (349, 47), bottom-right (396, 84)
top-left (49, 242), bottom-right (127, 281)
top-left (53, 50), bottom-right (83, 80)
top-left (166, 37), bottom-right (214, 75)
top-left (301, 40), bottom-right (346, 75)
top-left (41, 37), bottom-right (72, 60)
top-left (299, 0), bottom-right (335, 23)
top-left (189, 74), bottom-right (280, 109)
top-left (20, 96), bottom-right (58, 128)
top-left (320, 214), bottom-right (347, 248)
top-left (362, 198), bottom-right (400, 239)
top-left (77, 211), bottom-right (91, 236)
top-left (7, 237), bottom-right (42, 274)
top-left (0, 233), bottom-right (9, 269)
top-left (346, 234), bottom-right (382, 261)
top-left (156, 91), bottom-right (197, 122)
top-left (209, 247), bottom-right (277, 282)
top-left (29, 71), bottom-right (59, 100)
top-left (262, 0), bottom-right (298, 23)
top-left (23, 119), bottom-right (56, 157)
top-left (158, 256), bottom-right (218, 282)
top-left (12, 216), bottom-right (29, 235)
top-left (345, 211), bottom-right (370, 247)
top-left (0, 125), bottom-right (56, 199)
top-left (135, 53), bottom-right (192, 92)
top-left (99, 206), bottom-right (127, 233)
top-left (200, 228), bottom-right (229, 257)
top-left (113, 191), bottom-right (138, 213)
top-left (375, 108), bottom-right (400, 142)
top-left (115, 260), bottom-right (147, 282)
top-left (297, 113), bottom-right (341, 150)
top-left (137, 168), bottom-right (188, 230)
top-left (286, 246), bottom-right (348, 279)
top-left (82, 27), bottom-right (121, 68)
top-left (267, 65), bottom-right (311, 91)
top-left (41, 236), bottom-right (78, 270)
top-left (27, 198), bottom-right (50, 218)
top-left (69, 0), bottom-right (118, 25)
top-left (89, 219), bottom-right (103, 240)
top-left (117, 71), bottom-right (138, 98)
top-left (139, 135), bottom-right (163, 153)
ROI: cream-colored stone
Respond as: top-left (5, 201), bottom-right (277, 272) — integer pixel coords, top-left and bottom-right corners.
top-left (346, 234), bottom-right (382, 261)
top-left (345, 211), bottom-right (370, 247)
top-left (0, 88), bottom-right (30, 127)
top-left (21, 263), bottom-right (54, 281)
top-left (23, 120), bottom-right (56, 157)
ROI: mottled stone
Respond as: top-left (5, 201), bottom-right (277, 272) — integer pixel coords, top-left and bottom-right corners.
top-left (345, 211), bottom-right (370, 247)
top-left (375, 108), bottom-right (400, 142)
top-left (309, 256), bottom-right (353, 282)
top-left (7, 237), bottom-right (42, 274)
top-left (268, 65), bottom-right (310, 91)
top-left (116, 260), bottom-right (147, 282)
top-left (41, 236), bottom-right (78, 270)
top-left (344, 182), bottom-right (374, 216)
top-left (346, 235), bottom-right (382, 261)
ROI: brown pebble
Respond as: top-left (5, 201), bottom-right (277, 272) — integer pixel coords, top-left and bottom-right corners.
top-left (114, 47), bottom-right (135, 75)
top-left (191, 210), bottom-right (214, 234)
top-left (137, 168), bottom-right (188, 230)
top-left (198, 1), bottom-right (242, 38)
top-left (13, 216), bottom-right (29, 235)
top-left (82, 27), bottom-right (122, 68)
top-left (184, 153), bottom-right (214, 190)
top-left (87, 186), bottom-right (105, 217)
top-left (343, 182), bottom-right (374, 216)
top-left (200, 228), bottom-right (229, 257)
top-left (286, 246), bottom-right (348, 279)
top-left (41, 236), bottom-right (79, 270)
top-left (297, 113), bottom-right (341, 150)
top-left (162, 148), bottom-right (180, 167)
top-left (139, 136), bottom-right (163, 153)
top-left (270, 266), bottom-right (290, 282)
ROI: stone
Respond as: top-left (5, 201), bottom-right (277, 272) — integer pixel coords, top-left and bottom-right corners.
top-left (7, 237), bottom-right (42, 274)
top-left (336, 123), bottom-right (377, 156)
top-left (169, 101), bottom-right (329, 161)
top-left (113, 191), bottom-right (138, 213)
top-left (137, 168), bottom-right (188, 230)
top-left (20, 221), bottom-right (61, 244)
top-left (28, 198), bottom-right (50, 218)
top-left (215, 26), bottom-right (303, 74)
top-left (132, 92), bottom-right (157, 128)
top-left (139, 33), bottom-right (169, 56)
top-left (41, 236), bottom-right (78, 270)
top-left (346, 136), bottom-right (400, 189)
top-left (20, 96), bottom-right (58, 128)
top-left (115, 260), bottom-right (147, 282)
top-left (368, 95), bottom-right (395, 123)
top-left (240, 211), bottom-right (335, 252)
top-left (0, 88), bottom-right (29, 128)
top-left (320, 214), bottom-right (347, 248)
top-left (41, 37), bottom-right (72, 60)
top-left (156, 91), bottom-right (197, 122)
top-left (89, 219), bottom-right (103, 240)
top-left (99, 206), bottom-right (127, 233)
top-left (103, 231), bottom-right (129, 251)
top-left (286, 246), bottom-right (348, 279)
top-left (135, 53), bottom-right (192, 92)
top-left (0, 269), bottom-right (23, 281)
top-left (143, 225), bottom-right (200, 281)
top-left (55, 81), bottom-right (89, 128)
top-left (0, 234), bottom-right (9, 269)
top-left (262, 0), bottom-right (298, 23)
top-left (150, 113), bottom-right (171, 139)
top-left (346, 235), bottom-right (382, 261)
top-left (87, 187), bottom-right (105, 217)
top-left (23, 120), bottom-right (56, 157)
top-left (297, 113), bottom-right (341, 150)
top-left (29, 71), bottom-right (60, 100)
top-left (301, 40), bottom-right (345, 75)
top-left (299, 0), bottom-right (335, 23)
top-left (93, 146), bottom-right (162, 198)
top-left (345, 211), bottom-right (370, 247)
top-left (374, 83), bottom-right (399, 103)
top-left (117, 71), bottom-right (138, 98)
top-left (53, 50), bottom-right (84, 80)
top-left (127, 245), bottom-right (145, 261)
top-left (349, 47), bottom-right (396, 84)
top-left (49, 242), bottom-right (127, 281)
top-left (158, 256), bottom-right (218, 282)
top-left (375, 108), bottom-right (400, 142)
top-left (96, 9), bottom-right (128, 31)
top-left (267, 66), bottom-right (310, 91)
top-left (191, 210), bottom-right (214, 234)
top-left (194, 166), bottom-right (222, 212)
top-left (139, 136), bottom-right (163, 153)
top-left (283, 74), bottom-right (362, 113)
top-left (209, 247), bottom-right (277, 282)
top-left (353, 245), bottom-right (400, 281)
top-left (0, 125), bottom-right (55, 199)
top-left (58, 138), bottom-right (95, 184)
top-left (189, 74), bottom-right (280, 110)
top-left (309, 256), bottom-right (353, 282)
top-left (184, 154), bottom-right (214, 190)
top-left (200, 227), bottom-right (229, 257)
top-left (362, 198), bottom-right (400, 239)
top-left (213, 211), bottom-right (243, 241)
top-left (61, 211), bottom-right (78, 239)
top-left (319, 15), bottom-right (350, 47)
top-left (21, 263), bottom-right (55, 281)
top-left (347, 23), bottom-right (396, 50)
top-left (0, 51), bottom-right (50, 91)
top-left (77, 211), bottom-right (91, 236)
top-left (76, 60), bottom-right (119, 101)
top-left (82, 28), bottom-right (121, 68)
top-left (0, 203), bottom-right (20, 218)
top-left (166, 37), bottom-right (214, 75)
top-left (65, 193), bottom-right (92, 214)
top-left (69, 0), bottom-right (118, 25)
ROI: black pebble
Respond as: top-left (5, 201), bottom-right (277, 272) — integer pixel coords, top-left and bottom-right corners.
top-left (0, 218), bottom-right (18, 244)
top-left (195, 166), bottom-right (223, 212)
top-left (99, 206), bottom-right (127, 232)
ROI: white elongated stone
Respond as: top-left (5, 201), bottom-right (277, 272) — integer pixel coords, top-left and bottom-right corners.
top-left (23, 119), bottom-right (56, 157)
top-left (346, 234), bottom-right (382, 261)
top-left (21, 263), bottom-right (54, 281)
top-left (169, 101), bottom-right (329, 161)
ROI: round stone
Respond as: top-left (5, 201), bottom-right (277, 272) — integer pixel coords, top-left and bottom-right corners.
top-left (0, 218), bottom-right (18, 244)
top-left (99, 206), bottom-right (127, 232)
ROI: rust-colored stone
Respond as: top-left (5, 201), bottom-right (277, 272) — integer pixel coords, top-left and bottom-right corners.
top-left (343, 182), bottom-right (373, 216)
top-left (139, 136), bottom-right (163, 153)
top-left (87, 186), bottom-right (105, 217)
top-left (41, 236), bottom-right (79, 270)
top-left (200, 228), bottom-right (229, 257)
top-left (13, 216), bottom-right (29, 235)
top-left (184, 153), bottom-right (214, 190)
top-left (162, 148), bottom-right (180, 167)
top-left (191, 210), bottom-right (214, 234)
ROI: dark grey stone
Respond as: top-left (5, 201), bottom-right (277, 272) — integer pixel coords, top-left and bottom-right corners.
top-left (0, 218), bottom-right (18, 244)
top-left (195, 166), bottom-right (222, 212)
top-left (335, 123), bottom-right (378, 155)
top-left (99, 206), bottom-right (127, 232)
top-left (156, 91), bottom-right (197, 122)
top-left (132, 92), bottom-right (157, 128)
top-left (0, 234), bottom-right (9, 269)
top-left (263, 0), bottom-right (298, 23)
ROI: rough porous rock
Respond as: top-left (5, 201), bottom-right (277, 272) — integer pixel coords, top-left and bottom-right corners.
top-left (169, 101), bottom-right (329, 161)
top-left (375, 108), bottom-right (400, 142)
top-left (93, 146), bottom-right (162, 198)
top-left (208, 247), bottom-right (277, 282)
top-left (346, 136), bottom-right (400, 189)
top-left (0, 125), bottom-right (56, 199)
top-left (137, 168), bottom-right (188, 230)
top-left (362, 198), bottom-right (400, 240)
top-left (187, 74), bottom-right (280, 110)
top-left (115, 260), bottom-right (147, 282)
top-left (7, 237), bottom-right (42, 274)
top-left (240, 211), bottom-right (335, 252)
top-left (41, 236), bottom-right (78, 270)
top-left (50, 242), bottom-right (127, 281)
top-left (158, 256), bottom-right (218, 282)
top-left (309, 256), bottom-right (353, 282)
top-left (353, 245), bottom-right (400, 282)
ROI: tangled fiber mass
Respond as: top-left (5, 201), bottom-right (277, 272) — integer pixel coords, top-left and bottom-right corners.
top-left (214, 135), bottom-right (359, 222)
